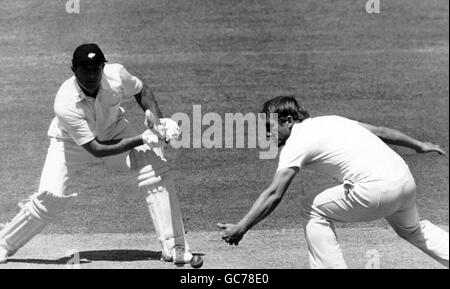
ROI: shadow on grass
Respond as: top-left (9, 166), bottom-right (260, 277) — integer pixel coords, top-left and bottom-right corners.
top-left (7, 249), bottom-right (162, 265)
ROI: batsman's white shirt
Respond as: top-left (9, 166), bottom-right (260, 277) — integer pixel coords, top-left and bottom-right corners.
top-left (47, 63), bottom-right (143, 145)
top-left (277, 116), bottom-right (410, 183)
top-left (40, 63), bottom-right (144, 195)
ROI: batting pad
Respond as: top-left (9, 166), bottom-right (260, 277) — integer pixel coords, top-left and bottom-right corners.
top-left (130, 146), bottom-right (190, 257)
top-left (0, 191), bottom-right (76, 254)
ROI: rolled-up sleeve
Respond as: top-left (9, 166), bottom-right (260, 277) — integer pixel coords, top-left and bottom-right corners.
top-left (276, 139), bottom-right (311, 173)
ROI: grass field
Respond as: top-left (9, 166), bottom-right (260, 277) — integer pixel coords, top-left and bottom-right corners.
top-left (0, 0), bottom-right (448, 269)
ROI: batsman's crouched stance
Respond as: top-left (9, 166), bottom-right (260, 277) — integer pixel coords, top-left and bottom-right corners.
top-left (0, 43), bottom-right (196, 266)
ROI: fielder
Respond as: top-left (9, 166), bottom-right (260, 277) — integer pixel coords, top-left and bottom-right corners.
top-left (218, 96), bottom-right (449, 269)
top-left (0, 43), bottom-right (198, 266)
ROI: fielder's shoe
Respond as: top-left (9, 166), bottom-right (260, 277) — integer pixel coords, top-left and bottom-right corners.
top-left (161, 246), bottom-right (193, 265)
top-left (0, 246), bottom-right (8, 264)
top-left (0, 224), bottom-right (7, 264)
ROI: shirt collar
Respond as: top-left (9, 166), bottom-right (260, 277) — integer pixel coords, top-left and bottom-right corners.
top-left (74, 77), bottom-right (104, 102)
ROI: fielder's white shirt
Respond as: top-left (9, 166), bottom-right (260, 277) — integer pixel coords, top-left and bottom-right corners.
top-left (47, 63), bottom-right (143, 145)
top-left (277, 116), bottom-right (410, 183)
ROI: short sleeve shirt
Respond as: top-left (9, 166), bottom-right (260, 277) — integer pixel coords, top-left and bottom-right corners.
top-left (277, 116), bottom-right (409, 183)
top-left (47, 63), bottom-right (143, 145)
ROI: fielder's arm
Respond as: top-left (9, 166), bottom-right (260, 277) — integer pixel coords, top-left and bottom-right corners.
top-left (217, 167), bottom-right (298, 245)
top-left (134, 82), bottom-right (163, 119)
top-left (358, 122), bottom-right (447, 156)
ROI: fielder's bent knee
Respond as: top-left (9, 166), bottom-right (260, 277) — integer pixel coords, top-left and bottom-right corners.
top-left (391, 222), bottom-right (422, 240)
top-left (392, 220), bottom-right (442, 243)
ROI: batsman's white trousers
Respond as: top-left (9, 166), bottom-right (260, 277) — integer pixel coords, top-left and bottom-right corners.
top-left (301, 169), bottom-right (449, 269)
top-left (39, 119), bottom-right (138, 195)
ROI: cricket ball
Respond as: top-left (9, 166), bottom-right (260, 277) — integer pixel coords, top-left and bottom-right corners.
top-left (190, 255), bottom-right (204, 269)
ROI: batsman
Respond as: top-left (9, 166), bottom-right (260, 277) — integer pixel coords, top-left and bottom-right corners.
top-left (0, 43), bottom-right (199, 266)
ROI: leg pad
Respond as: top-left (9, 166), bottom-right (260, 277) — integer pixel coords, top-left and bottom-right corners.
top-left (0, 191), bottom-right (76, 254)
top-left (130, 148), bottom-right (190, 259)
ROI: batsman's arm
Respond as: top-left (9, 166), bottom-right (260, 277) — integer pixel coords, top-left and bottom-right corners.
top-left (134, 83), bottom-right (163, 119)
top-left (358, 122), bottom-right (447, 156)
top-left (237, 167), bottom-right (299, 232)
top-left (82, 135), bottom-right (144, 158)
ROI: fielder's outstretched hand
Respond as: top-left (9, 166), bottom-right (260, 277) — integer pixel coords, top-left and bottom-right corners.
top-left (217, 223), bottom-right (245, 246)
top-left (416, 142), bottom-right (447, 156)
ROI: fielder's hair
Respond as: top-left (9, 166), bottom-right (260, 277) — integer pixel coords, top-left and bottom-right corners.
top-left (261, 96), bottom-right (310, 122)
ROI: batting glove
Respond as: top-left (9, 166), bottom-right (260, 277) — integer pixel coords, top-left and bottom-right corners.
top-left (159, 118), bottom-right (181, 142)
top-left (141, 130), bottom-right (162, 149)
top-left (144, 110), bottom-right (180, 143)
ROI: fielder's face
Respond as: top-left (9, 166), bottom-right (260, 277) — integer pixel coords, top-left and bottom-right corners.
top-left (266, 117), bottom-right (293, 147)
top-left (72, 64), bottom-right (105, 94)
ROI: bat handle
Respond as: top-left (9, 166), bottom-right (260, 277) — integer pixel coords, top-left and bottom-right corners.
top-left (145, 109), bottom-right (167, 145)
top-left (145, 109), bottom-right (160, 129)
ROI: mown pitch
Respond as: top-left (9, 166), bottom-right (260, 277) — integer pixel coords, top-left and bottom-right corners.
top-left (1, 226), bottom-right (448, 269)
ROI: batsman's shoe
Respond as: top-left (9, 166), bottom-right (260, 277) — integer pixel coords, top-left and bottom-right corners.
top-left (161, 246), bottom-right (193, 265)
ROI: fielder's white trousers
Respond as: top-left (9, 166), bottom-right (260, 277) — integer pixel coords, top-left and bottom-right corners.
top-left (301, 169), bottom-right (449, 269)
